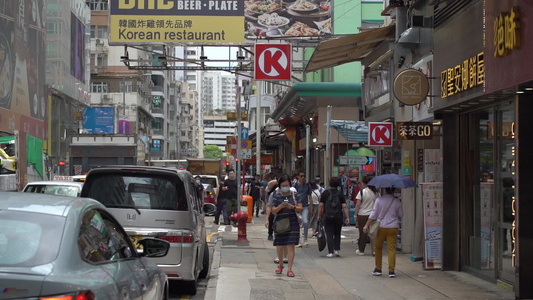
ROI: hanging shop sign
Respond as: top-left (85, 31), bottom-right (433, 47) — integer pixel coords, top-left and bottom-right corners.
top-left (393, 69), bottom-right (429, 105)
top-left (397, 122), bottom-right (433, 140)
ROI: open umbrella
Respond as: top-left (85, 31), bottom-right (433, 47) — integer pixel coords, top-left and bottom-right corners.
top-left (368, 173), bottom-right (418, 188)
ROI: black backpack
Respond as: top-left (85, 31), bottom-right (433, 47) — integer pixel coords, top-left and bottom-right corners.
top-left (324, 190), bottom-right (341, 219)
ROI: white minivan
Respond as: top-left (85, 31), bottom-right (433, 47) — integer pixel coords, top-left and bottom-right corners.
top-left (80, 166), bottom-right (209, 295)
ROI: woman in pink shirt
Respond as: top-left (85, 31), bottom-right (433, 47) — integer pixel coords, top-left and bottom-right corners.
top-left (363, 187), bottom-right (403, 278)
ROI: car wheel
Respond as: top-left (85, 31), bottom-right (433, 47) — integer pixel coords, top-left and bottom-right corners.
top-left (184, 278), bottom-right (197, 295)
top-left (163, 283), bottom-right (169, 300)
top-left (199, 243), bottom-right (209, 279)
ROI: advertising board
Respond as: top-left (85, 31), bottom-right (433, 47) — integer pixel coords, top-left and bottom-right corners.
top-left (109, 0), bottom-right (245, 44)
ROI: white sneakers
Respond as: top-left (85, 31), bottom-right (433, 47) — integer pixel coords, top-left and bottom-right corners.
top-left (326, 251), bottom-right (340, 257)
top-left (326, 253), bottom-right (333, 258)
top-left (356, 249), bottom-right (364, 256)
top-left (334, 250), bottom-right (340, 257)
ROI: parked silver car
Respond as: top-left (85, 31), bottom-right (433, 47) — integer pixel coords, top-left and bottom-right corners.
top-left (0, 192), bottom-right (169, 299)
top-left (22, 180), bottom-right (84, 197)
top-left (80, 166), bottom-right (209, 295)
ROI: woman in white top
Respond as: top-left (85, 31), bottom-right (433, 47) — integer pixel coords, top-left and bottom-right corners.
top-left (355, 175), bottom-right (379, 255)
top-left (308, 181), bottom-right (322, 237)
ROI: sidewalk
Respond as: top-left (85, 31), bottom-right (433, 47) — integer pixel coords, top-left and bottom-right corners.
top-left (205, 217), bottom-right (515, 300)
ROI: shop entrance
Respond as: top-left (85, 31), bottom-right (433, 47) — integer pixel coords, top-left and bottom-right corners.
top-left (459, 101), bottom-right (515, 284)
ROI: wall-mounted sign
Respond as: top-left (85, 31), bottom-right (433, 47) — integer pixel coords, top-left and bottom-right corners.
top-left (397, 122), bottom-right (433, 140)
top-left (255, 44), bottom-right (292, 81)
top-left (441, 52), bottom-right (484, 98)
top-left (494, 7), bottom-right (520, 58)
top-left (393, 69), bottom-right (429, 105)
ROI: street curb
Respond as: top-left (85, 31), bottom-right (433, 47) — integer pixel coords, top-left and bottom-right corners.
top-left (204, 235), bottom-right (222, 300)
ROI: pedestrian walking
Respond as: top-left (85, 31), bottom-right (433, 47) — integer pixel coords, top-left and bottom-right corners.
top-left (248, 174), bottom-right (262, 217)
top-left (308, 181), bottom-right (321, 238)
top-left (318, 177), bottom-right (350, 257)
top-left (268, 174), bottom-right (302, 277)
top-left (293, 171), bottom-right (312, 247)
top-left (355, 175), bottom-right (379, 256)
top-left (223, 169), bottom-right (238, 225)
top-left (214, 176), bottom-right (228, 225)
top-left (363, 187), bottom-right (404, 278)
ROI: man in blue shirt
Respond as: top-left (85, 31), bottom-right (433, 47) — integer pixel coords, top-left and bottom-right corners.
top-left (293, 170), bottom-right (312, 247)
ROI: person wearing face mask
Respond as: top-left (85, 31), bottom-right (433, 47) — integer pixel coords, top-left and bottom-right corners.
top-left (267, 174), bottom-right (303, 277)
top-left (195, 175), bottom-right (205, 201)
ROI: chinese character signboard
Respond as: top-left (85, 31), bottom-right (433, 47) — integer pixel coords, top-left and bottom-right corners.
top-left (397, 122), bottom-right (433, 140)
top-left (485, 1), bottom-right (533, 94)
top-left (440, 52), bottom-right (484, 98)
top-left (109, 0), bottom-right (245, 44)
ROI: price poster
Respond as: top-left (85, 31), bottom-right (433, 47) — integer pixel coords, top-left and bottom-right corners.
top-left (422, 182), bottom-right (443, 269)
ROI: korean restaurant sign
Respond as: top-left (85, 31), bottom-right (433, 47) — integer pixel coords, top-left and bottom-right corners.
top-left (493, 7), bottom-right (520, 58)
top-left (109, 0), bottom-right (245, 44)
top-left (397, 122), bottom-right (433, 140)
top-left (440, 52), bottom-right (484, 98)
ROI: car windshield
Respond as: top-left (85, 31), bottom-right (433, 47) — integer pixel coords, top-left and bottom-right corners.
top-left (84, 174), bottom-right (188, 211)
top-left (0, 211), bottom-right (65, 267)
top-left (200, 177), bottom-right (217, 187)
top-left (25, 184), bottom-right (80, 197)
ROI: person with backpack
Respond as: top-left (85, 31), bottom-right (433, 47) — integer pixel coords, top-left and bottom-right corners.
top-left (355, 175), bottom-right (379, 256)
top-left (318, 176), bottom-right (350, 257)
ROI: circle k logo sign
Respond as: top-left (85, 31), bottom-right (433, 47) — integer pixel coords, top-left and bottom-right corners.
top-left (255, 44), bottom-right (291, 81)
top-left (368, 122), bottom-right (393, 147)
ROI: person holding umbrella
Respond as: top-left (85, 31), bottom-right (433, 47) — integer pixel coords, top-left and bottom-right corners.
top-left (363, 174), bottom-right (416, 278)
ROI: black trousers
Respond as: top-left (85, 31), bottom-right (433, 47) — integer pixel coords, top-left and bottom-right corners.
top-left (324, 216), bottom-right (343, 254)
top-left (268, 213), bottom-right (274, 236)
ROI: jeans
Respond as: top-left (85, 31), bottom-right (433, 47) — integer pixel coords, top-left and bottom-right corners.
top-left (324, 216), bottom-right (342, 253)
top-left (253, 196), bottom-right (261, 216)
top-left (215, 198), bottom-right (228, 224)
top-left (301, 206), bottom-right (309, 240)
top-left (375, 227), bottom-right (398, 272)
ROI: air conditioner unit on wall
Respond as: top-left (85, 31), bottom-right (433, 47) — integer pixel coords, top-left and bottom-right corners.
top-left (101, 94), bottom-right (111, 101)
top-left (90, 68), bottom-right (98, 74)
top-left (95, 38), bottom-right (104, 45)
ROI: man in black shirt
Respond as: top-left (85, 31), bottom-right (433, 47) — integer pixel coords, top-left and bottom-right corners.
top-left (248, 174), bottom-right (262, 217)
top-left (223, 169), bottom-right (238, 224)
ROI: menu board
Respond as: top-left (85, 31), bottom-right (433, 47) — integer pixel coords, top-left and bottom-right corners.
top-left (422, 182), bottom-right (443, 269)
top-left (424, 149), bottom-right (442, 182)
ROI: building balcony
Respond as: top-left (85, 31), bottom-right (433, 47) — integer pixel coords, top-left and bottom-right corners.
top-left (179, 136), bottom-right (190, 143)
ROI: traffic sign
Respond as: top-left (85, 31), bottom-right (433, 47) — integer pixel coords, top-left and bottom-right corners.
top-left (240, 139), bottom-right (252, 149)
top-left (368, 122), bottom-right (393, 147)
top-left (241, 127), bottom-right (249, 139)
top-left (339, 156), bottom-right (373, 165)
top-left (255, 44), bottom-right (291, 81)
top-left (240, 148), bottom-right (252, 159)
top-left (227, 112), bottom-right (249, 121)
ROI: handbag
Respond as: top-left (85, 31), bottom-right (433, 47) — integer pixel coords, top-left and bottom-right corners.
top-left (316, 221), bottom-right (326, 252)
top-left (275, 216), bottom-right (291, 234)
top-left (367, 197), bottom-right (395, 239)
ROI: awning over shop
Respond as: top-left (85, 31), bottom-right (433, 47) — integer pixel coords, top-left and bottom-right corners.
top-left (305, 25), bottom-right (395, 73)
top-left (271, 82), bottom-right (361, 124)
top-left (0, 136), bottom-right (15, 144)
top-left (327, 120), bottom-right (368, 143)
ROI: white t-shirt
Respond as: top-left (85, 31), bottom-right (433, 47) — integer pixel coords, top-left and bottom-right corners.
top-left (356, 187), bottom-right (379, 216)
top-left (310, 188), bottom-right (321, 205)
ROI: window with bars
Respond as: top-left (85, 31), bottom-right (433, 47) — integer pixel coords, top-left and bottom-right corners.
top-left (91, 54), bottom-right (108, 67)
top-left (90, 82), bottom-right (108, 93)
top-left (97, 26), bottom-right (108, 38)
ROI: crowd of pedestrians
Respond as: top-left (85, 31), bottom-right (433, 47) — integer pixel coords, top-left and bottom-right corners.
top-left (212, 169), bottom-right (403, 279)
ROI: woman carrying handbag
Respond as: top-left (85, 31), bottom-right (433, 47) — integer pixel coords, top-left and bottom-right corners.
top-left (363, 187), bottom-right (403, 278)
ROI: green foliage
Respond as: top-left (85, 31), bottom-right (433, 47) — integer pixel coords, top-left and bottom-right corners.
top-left (204, 145), bottom-right (223, 159)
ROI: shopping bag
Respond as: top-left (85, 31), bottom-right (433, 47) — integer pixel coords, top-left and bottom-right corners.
top-left (368, 221), bottom-right (380, 239)
top-left (275, 217), bottom-right (290, 234)
top-left (316, 221), bottom-right (326, 252)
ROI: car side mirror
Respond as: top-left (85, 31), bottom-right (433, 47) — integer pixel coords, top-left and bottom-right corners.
top-left (138, 238), bottom-right (170, 258)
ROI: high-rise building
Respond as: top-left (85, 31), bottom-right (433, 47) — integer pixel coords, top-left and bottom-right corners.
top-left (201, 72), bottom-right (237, 114)
top-left (203, 116), bottom-right (236, 152)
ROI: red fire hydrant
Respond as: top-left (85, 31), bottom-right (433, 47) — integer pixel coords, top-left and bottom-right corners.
top-left (230, 211), bottom-right (249, 242)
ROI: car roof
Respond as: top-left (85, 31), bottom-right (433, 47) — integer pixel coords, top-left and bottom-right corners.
top-left (88, 165), bottom-right (193, 178)
top-left (24, 181), bottom-right (84, 188)
top-left (0, 192), bottom-right (104, 217)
